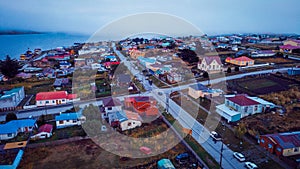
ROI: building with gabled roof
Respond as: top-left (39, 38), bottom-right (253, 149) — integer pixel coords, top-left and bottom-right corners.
top-left (0, 119), bottom-right (37, 140)
top-left (225, 56), bottom-right (254, 66)
top-left (55, 111), bottom-right (85, 129)
top-left (108, 110), bottom-right (142, 131)
top-left (36, 91), bottom-right (78, 106)
top-left (0, 87), bottom-right (25, 111)
top-left (197, 56), bottom-right (223, 72)
top-left (124, 96), bottom-right (159, 116)
top-left (259, 131), bottom-right (300, 157)
top-left (216, 94), bottom-right (275, 122)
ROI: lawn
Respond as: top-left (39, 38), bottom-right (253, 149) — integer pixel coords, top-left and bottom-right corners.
top-left (238, 79), bottom-right (278, 91)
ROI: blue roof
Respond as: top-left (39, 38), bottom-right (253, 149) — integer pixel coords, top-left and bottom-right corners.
top-left (0, 119), bottom-right (36, 134)
top-left (0, 87), bottom-right (23, 100)
top-left (55, 112), bottom-right (82, 121)
top-left (190, 83), bottom-right (209, 91)
top-left (115, 111), bottom-right (128, 122)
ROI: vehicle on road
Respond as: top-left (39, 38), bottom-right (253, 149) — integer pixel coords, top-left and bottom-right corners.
top-left (233, 152), bottom-right (246, 162)
top-left (210, 131), bottom-right (222, 141)
top-left (245, 162), bottom-right (258, 169)
top-left (175, 152), bottom-right (189, 164)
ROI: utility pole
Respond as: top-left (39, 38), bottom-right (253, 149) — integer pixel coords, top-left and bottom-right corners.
top-left (219, 123), bottom-right (226, 169)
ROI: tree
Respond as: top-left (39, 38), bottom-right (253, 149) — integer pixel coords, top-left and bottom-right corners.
top-left (203, 71), bottom-right (209, 78)
top-left (234, 123), bottom-right (247, 139)
top-left (0, 55), bottom-right (21, 79)
top-left (6, 112), bottom-right (17, 122)
top-left (227, 67), bottom-right (232, 73)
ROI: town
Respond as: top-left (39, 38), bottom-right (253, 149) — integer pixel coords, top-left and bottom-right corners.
top-left (1, 33), bottom-right (300, 169)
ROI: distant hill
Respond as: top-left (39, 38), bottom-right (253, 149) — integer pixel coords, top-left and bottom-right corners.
top-left (0, 30), bottom-right (43, 35)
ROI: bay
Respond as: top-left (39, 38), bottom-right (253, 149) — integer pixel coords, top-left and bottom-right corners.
top-left (0, 32), bottom-right (90, 60)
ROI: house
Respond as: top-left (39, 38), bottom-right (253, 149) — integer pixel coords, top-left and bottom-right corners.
top-left (0, 119), bottom-right (36, 140)
top-left (259, 131), bottom-right (300, 157)
top-left (31, 124), bottom-right (53, 139)
top-left (197, 56), bottom-right (223, 72)
top-left (108, 110), bottom-right (142, 131)
top-left (188, 83), bottom-right (223, 99)
top-left (36, 91), bottom-right (78, 106)
top-left (288, 67), bottom-right (300, 75)
top-left (59, 61), bottom-right (71, 69)
top-left (280, 45), bottom-right (300, 54)
top-left (55, 111), bottom-right (85, 129)
top-left (157, 159), bottom-right (175, 169)
top-left (101, 97), bottom-right (122, 119)
top-left (216, 94), bottom-right (275, 122)
top-left (167, 72), bottom-right (182, 84)
top-left (225, 56), bottom-right (254, 66)
top-left (53, 78), bottom-right (69, 88)
top-left (0, 87), bottom-right (25, 111)
top-left (251, 50), bottom-right (276, 57)
top-left (124, 96), bottom-right (159, 116)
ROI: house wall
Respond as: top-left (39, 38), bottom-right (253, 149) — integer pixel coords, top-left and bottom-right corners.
top-left (36, 99), bottom-right (67, 106)
top-left (0, 132), bottom-right (18, 140)
top-left (216, 108), bottom-right (241, 122)
top-left (120, 120), bottom-right (142, 131)
top-left (188, 87), bottom-right (204, 99)
top-left (56, 119), bottom-right (81, 129)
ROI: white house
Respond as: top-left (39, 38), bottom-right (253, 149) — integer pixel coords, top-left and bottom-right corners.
top-left (55, 111), bottom-right (85, 129)
top-left (108, 110), bottom-right (142, 131)
top-left (216, 94), bottom-right (275, 122)
top-left (0, 119), bottom-right (36, 140)
top-left (0, 87), bottom-right (25, 110)
top-left (36, 91), bottom-right (78, 106)
top-left (101, 97), bottom-right (122, 119)
top-left (188, 83), bottom-right (223, 99)
top-left (31, 124), bottom-right (53, 140)
top-left (197, 56), bottom-right (222, 72)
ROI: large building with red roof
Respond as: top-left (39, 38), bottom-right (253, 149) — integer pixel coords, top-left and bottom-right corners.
top-left (225, 56), bottom-right (254, 66)
top-left (36, 91), bottom-right (78, 106)
top-left (259, 131), bottom-right (300, 157)
top-left (216, 94), bottom-right (275, 122)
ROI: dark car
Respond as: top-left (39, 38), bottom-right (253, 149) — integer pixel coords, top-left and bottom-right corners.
top-left (175, 153), bottom-right (189, 164)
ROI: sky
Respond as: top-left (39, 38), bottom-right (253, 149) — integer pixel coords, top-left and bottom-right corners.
top-left (0, 0), bottom-right (299, 36)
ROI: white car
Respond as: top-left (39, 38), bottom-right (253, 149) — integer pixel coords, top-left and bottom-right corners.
top-left (210, 131), bottom-right (222, 141)
top-left (245, 162), bottom-right (258, 169)
top-left (233, 152), bottom-right (245, 162)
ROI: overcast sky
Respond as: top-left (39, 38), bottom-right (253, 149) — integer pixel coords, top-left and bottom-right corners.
top-left (0, 0), bottom-right (299, 36)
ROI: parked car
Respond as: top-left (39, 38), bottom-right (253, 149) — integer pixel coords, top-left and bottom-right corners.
top-left (233, 152), bottom-right (246, 162)
top-left (210, 131), bottom-right (222, 141)
top-left (175, 152), bottom-right (189, 164)
top-left (245, 162), bottom-right (258, 169)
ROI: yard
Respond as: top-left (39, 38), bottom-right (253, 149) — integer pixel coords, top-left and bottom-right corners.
top-left (227, 74), bottom-right (299, 95)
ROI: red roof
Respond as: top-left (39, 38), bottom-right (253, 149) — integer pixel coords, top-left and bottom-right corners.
top-left (38, 124), bottom-right (53, 133)
top-left (227, 95), bottom-right (259, 106)
top-left (234, 56), bottom-right (254, 62)
top-left (36, 91), bottom-right (68, 101)
top-left (280, 45), bottom-right (300, 50)
top-left (67, 94), bottom-right (77, 100)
